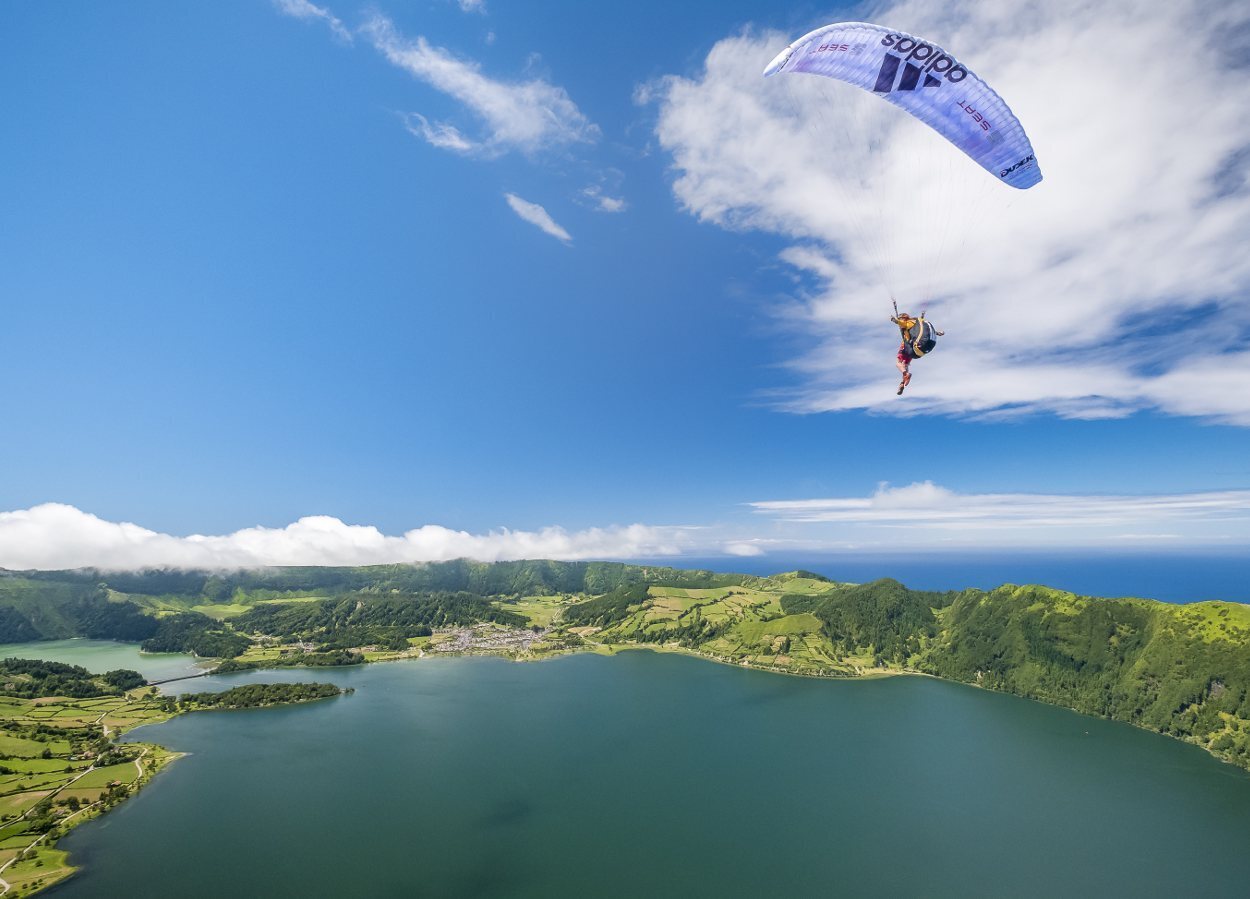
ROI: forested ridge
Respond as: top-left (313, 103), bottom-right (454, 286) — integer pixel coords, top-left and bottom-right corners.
top-left (0, 562), bottom-right (754, 657)
top-left (919, 584), bottom-right (1250, 768)
top-left (7, 560), bottom-right (749, 605)
top-left (770, 579), bottom-right (1250, 769)
top-left (234, 591), bottom-right (525, 650)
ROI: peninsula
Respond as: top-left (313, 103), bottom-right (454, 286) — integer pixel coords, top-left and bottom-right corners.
top-left (0, 657), bottom-right (343, 895)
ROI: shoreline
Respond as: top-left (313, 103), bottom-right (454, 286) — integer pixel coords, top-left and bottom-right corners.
top-left (0, 679), bottom-right (344, 896)
top-left (350, 639), bottom-right (1249, 772)
top-left (0, 691), bottom-right (183, 896)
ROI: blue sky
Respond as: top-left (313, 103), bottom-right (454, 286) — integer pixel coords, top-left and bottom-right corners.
top-left (1, 0), bottom-right (1248, 569)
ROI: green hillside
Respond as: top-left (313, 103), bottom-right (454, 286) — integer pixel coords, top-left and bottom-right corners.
top-left (1, 562), bottom-right (1247, 770)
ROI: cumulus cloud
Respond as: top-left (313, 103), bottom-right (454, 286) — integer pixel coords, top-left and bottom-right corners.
top-left (750, 482), bottom-right (1250, 549)
top-left (364, 13), bottom-right (598, 156)
top-left (504, 193), bottom-right (572, 242)
top-left (646, 0), bottom-right (1250, 423)
top-left (272, 0), bottom-right (352, 43)
top-left (0, 504), bottom-right (691, 571)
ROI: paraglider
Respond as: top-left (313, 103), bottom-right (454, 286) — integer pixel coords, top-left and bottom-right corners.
top-left (891, 303), bottom-right (943, 395)
top-left (763, 22), bottom-right (1040, 394)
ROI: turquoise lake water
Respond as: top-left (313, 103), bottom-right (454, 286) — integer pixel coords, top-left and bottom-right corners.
top-left (0, 639), bottom-right (207, 682)
top-left (27, 649), bottom-right (1250, 898)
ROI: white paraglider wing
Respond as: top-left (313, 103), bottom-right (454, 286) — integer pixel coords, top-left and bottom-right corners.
top-left (764, 22), bottom-right (1041, 189)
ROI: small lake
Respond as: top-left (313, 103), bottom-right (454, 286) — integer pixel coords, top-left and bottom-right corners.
top-left (30, 650), bottom-right (1250, 898)
top-left (0, 639), bottom-right (206, 683)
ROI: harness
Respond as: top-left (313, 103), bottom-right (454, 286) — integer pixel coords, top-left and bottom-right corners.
top-left (892, 302), bottom-right (939, 359)
top-left (908, 320), bottom-right (938, 358)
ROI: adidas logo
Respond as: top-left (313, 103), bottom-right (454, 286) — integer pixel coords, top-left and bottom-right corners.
top-left (873, 34), bottom-right (968, 93)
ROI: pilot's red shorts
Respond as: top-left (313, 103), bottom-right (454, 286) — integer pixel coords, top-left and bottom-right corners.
top-left (897, 344), bottom-right (912, 364)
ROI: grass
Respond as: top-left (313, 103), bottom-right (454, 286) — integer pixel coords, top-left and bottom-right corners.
top-left (582, 584), bottom-right (862, 677)
top-left (569, 579), bottom-right (896, 679)
top-left (232, 646), bottom-right (287, 664)
top-left (770, 576), bottom-right (841, 595)
top-left (190, 603), bottom-right (252, 620)
top-left (492, 595), bottom-right (570, 628)
top-left (1172, 601), bottom-right (1250, 643)
top-left (0, 736), bottom-right (49, 760)
top-left (72, 763), bottom-right (140, 790)
top-left (2, 846), bottom-right (75, 894)
top-left (734, 613), bottom-right (823, 641)
top-left (1, 759), bottom-right (83, 775)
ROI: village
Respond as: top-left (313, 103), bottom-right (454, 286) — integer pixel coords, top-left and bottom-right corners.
top-left (428, 624), bottom-right (554, 656)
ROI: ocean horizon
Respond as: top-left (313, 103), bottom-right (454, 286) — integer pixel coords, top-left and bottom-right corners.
top-left (634, 552), bottom-right (1249, 605)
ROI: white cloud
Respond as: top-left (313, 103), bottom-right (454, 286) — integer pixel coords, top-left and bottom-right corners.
top-left (272, 0), bottom-right (352, 43)
top-left (1, 491), bottom-right (1245, 571)
top-left (645, 0), bottom-right (1250, 423)
top-left (0, 504), bottom-right (689, 571)
top-left (504, 193), bottom-right (572, 242)
top-left (580, 185), bottom-right (628, 214)
top-left (749, 482), bottom-right (1250, 549)
top-left (363, 14), bottom-right (598, 156)
top-left (401, 112), bottom-right (477, 153)
top-left (458, 0), bottom-right (486, 14)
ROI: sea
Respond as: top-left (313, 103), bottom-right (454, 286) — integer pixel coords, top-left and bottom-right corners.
top-left (656, 552), bottom-right (1250, 604)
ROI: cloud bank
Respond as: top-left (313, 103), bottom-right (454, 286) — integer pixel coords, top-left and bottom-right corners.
top-left (2, 491), bottom-right (1245, 571)
top-left (364, 13), bottom-right (598, 156)
top-left (646, 0), bottom-right (1250, 423)
top-left (504, 193), bottom-right (572, 242)
top-left (750, 482), bottom-right (1250, 549)
top-left (0, 505), bottom-right (690, 571)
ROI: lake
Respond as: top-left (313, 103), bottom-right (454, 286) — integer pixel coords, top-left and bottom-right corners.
top-left (36, 649), bottom-right (1250, 898)
top-left (0, 639), bottom-right (208, 683)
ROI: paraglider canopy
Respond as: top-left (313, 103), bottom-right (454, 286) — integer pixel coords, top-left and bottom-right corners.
top-left (764, 22), bottom-right (1041, 189)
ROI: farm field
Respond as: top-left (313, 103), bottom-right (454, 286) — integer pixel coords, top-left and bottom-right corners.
top-left (0, 689), bottom-right (177, 894)
top-left (578, 581), bottom-right (876, 676)
top-left (492, 595), bottom-right (575, 628)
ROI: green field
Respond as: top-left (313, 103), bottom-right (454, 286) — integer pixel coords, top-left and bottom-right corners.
top-left (581, 586), bottom-right (839, 670)
top-left (0, 734), bottom-right (53, 760)
top-left (0, 689), bottom-right (179, 892)
top-left (491, 595), bottom-right (572, 628)
top-left (190, 603), bottom-right (252, 621)
top-left (767, 575), bottom-right (847, 595)
top-left (1172, 601), bottom-right (1250, 643)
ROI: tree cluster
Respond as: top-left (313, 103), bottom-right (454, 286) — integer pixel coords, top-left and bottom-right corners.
top-left (179, 682), bottom-right (343, 709)
top-left (234, 592), bottom-right (522, 645)
top-left (0, 658), bottom-right (146, 698)
top-left (141, 612), bottom-right (250, 658)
